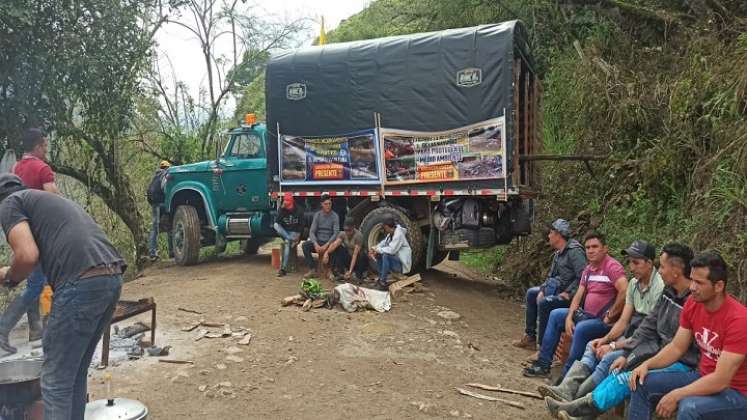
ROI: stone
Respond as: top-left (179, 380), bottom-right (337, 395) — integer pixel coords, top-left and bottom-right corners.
top-left (215, 363), bottom-right (227, 370)
top-left (437, 310), bottom-right (462, 321)
top-left (226, 355), bottom-right (244, 363)
top-left (441, 330), bottom-right (459, 339)
top-left (224, 346), bottom-right (243, 354)
top-left (450, 410), bottom-right (460, 417)
top-left (198, 385), bottom-right (208, 392)
top-left (217, 381), bottom-right (233, 388)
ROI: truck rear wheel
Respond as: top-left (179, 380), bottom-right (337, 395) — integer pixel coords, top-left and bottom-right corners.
top-left (360, 206), bottom-right (424, 274)
top-left (240, 239), bottom-right (261, 255)
top-left (173, 205), bottom-right (201, 266)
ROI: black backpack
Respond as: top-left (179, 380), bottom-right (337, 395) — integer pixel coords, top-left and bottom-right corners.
top-left (146, 170), bottom-right (166, 205)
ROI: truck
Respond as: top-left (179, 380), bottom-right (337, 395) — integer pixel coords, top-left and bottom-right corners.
top-left (163, 20), bottom-right (541, 271)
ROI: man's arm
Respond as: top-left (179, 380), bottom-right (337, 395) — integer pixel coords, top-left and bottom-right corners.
top-left (308, 213), bottom-right (319, 245)
top-left (607, 276), bottom-right (629, 320)
top-left (603, 301), bottom-right (635, 342)
top-left (562, 248), bottom-right (588, 295)
top-left (565, 282), bottom-right (587, 335)
top-left (349, 244), bottom-right (361, 273)
top-left (42, 182), bottom-right (60, 194)
top-left (0, 221), bottom-right (40, 285)
top-left (629, 327), bottom-right (693, 390)
top-left (326, 237), bottom-right (342, 254)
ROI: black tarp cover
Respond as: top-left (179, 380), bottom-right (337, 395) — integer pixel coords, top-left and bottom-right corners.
top-left (266, 20), bottom-right (530, 187)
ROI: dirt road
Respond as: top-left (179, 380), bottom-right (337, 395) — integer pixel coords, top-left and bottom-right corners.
top-left (87, 251), bottom-right (554, 419)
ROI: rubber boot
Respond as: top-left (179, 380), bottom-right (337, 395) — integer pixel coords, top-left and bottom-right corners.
top-left (538, 360), bottom-right (591, 402)
top-left (545, 394), bottom-right (602, 419)
top-left (575, 375), bottom-right (596, 399)
top-left (0, 294), bottom-right (28, 356)
top-left (27, 304), bottom-right (43, 342)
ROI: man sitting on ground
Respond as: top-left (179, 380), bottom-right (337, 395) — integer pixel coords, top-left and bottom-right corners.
top-left (369, 217), bottom-right (412, 290)
top-left (544, 243), bottom-right (697, 419)
top-left (514, 219), bottom-right (587, 353)
top-left (302, 194), bottom-right (339, 279)
top-left (323, 217), bottom-right (366, 283)
top-left (627, 252), bottom-right (747, 420)
top-left (524, 231), bottom-right (628, 378)
top-left (539, 240), bottom-right (664, 402)
top-left (274, 192), bottom-right (304, 277)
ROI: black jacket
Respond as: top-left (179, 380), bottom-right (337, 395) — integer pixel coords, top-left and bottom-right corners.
top-left (275, 206), bottom-right (304, 232)
top-left (623, 286), bottom-right (699, 370)
top-left (547, 239), bottom-right (587, 295)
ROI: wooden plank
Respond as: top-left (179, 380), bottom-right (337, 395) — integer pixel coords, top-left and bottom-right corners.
top-left (465, 383), bottom-right (542, 400)
top-left (455, 388), bottom-right (525, 409)
top-left (389, 274), bottom-right (422, 298)
top-left (281, 294), bottom-right (304, 306)
top-left (158, 359), bottom-right (194, 365)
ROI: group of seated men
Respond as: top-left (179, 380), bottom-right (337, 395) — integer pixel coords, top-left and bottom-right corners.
top-left (514, 219), bottom-right (747, 419)
top-left (272, 192), bottom-right (412, 290)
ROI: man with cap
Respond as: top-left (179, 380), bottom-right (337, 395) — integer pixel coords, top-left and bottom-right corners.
top-left (538, 239), bottom-right (664, 405)
top-left (146, 160), bottom-right (173, 260)
top-left (323, 217), bottom-right (366, 283)
top-left (0, 173), bottom-right (125, 420)
top-left (369, 217), bottom-right (412, 290)
top-left (0, 128), bottom-right (57, 355)
top-left (513, 218), bottom-right (587, 353)
top-left (274, 192), bottom-right (304, 277)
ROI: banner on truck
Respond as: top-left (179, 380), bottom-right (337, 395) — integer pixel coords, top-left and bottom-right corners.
top-left (279, 129), bottom-right (381, 185)
top-left (381, 117), bottom-right (506, 185)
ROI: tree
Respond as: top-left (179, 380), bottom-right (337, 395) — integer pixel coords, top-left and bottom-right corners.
top-left (0, 0), bottom-right (182, 267)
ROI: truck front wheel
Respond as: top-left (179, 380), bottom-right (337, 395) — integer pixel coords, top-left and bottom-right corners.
top-left (360, 206), bottom-right (424, 275)
top-left (173, 205), bottom-right (201, 266)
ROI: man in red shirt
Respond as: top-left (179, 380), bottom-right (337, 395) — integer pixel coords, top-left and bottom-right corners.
top-left (0, 128), bottom-right (55, 356)
top-left (628, 252), bottom-right (747, 419)
top-left (12, 128), bottom-right (58, 193)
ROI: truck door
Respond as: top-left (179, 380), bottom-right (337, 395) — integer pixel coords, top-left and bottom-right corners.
top-left (214, 131), bottom-right (269, 212)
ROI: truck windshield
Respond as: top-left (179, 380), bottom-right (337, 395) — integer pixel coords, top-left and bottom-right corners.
top-left (228, 133), bottom-right (263, 159)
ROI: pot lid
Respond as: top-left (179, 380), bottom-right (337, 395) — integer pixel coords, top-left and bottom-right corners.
top-left (85, 398), bottom-right (148, 420)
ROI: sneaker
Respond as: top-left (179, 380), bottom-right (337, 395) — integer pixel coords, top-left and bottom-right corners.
top-left (149, 255), bottom-right (159, 262)
top-left (0, 336), bottom-right (17, 356)
top-left (276, 269), bottom-right (287, 277)
top-left (522, 362), bottom-right (551, 378)
top-left (354, 274), bottom-right (364, 285)
top-left (512, 334), bottom-right (537, 349)
top-left (374, 282), bottom-right (389, 292)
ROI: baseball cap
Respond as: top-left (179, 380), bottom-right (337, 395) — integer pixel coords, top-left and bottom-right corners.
top-left (550, 218), bottom-right (571, 239)
top-left (0, 174), bottom-right (25, 201)
top-left (343, 217), bottom-right (356, 229)
top-left (622, 240), bottom-right (656, 261)
top-left (159, 160), bottom-right (172, 169)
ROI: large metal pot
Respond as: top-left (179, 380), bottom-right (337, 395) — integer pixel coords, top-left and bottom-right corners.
top-left (0, 358), bottom-right (43, 405)
top-left (85, 398), bottom-right (148, 420)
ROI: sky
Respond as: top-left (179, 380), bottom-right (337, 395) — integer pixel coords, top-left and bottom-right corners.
top-left (154, 0), bottom-right (369, 102)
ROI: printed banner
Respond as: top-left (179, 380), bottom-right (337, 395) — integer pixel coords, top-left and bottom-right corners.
top-left (381, 117), bottom-right (506, 184)
top-left (280, 130), bottom-right (380, 184)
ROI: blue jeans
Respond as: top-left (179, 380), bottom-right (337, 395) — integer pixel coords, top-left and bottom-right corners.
top-left (302, 238), bottom-right (329, 269)
top-left (525, 286), bottom-right (571, 343)
top-left (22, 265), bottom-right (46, 303)
top-left (538, 308), bottom-right (610, 373)
top-left (579, 342), bottom-right (625, 385)
top-left (377, 253), bottom-right (402, 282)
top-left (628, 368), bottom-right (747, 420)
top-left (42, 274), bottom-right (122, 420)
top-left (273, 223), bottom-right (300, 271)
top-left (592, 362), bottom-right (691, 412)
top-left (149, 205), bottom-right (173, 257)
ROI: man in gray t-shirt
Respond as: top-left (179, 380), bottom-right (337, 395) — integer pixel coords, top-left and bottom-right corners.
top-left (0, 174), bottom-right (124, 420)
top-left (324, 217), bottom-right (366, 283)
top-left (302, 195), bottom-right (339, 278)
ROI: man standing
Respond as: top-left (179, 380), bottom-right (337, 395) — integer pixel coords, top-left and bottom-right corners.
top-left (147, 160), bottom-right (173, 260)
top-left (323, 217), bottom-right (366, 283)
top-left (302, 194), bottom-right (339, 278)
top-left (0, 128), bottom-right (57, 355)
top-left (544, 243), bottom-right (698, 419)
top-left (524, 231), bottom-right (628, 378)
top-left (369, 217), bottom-right (412, 290)
top-left (0, 173), bottom-right (124, 420)
top-left (274, 192), bottom-right (304, 277)
top-left (628, 252), bottom-right (747, 420)
top-left (514, 219), bottom-right (587, 352)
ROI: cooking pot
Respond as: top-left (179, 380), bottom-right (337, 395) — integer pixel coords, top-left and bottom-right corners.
top-left (0, 358), bottom-right (43, 405)
top-left (85, 398), bottom-right (148, 420)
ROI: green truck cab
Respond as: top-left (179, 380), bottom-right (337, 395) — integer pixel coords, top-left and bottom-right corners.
top-left (163, 119), bottom-right (276, 266)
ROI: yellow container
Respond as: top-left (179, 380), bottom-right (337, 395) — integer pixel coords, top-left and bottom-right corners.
top-left (40, 285), bottom-right (53, 315)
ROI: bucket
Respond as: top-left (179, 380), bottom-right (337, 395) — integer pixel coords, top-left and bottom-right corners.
top-left (40, 286), bottom-right (53, 316)
top-left (271, 248), bottom-right (281, 269)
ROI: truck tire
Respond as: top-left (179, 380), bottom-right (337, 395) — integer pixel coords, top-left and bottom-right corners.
top-left (173, 205), bottom-right (201, 266)
top-left (240, 239), bottom-right (261, 255)
top-left (360, 206), bottom-right (424, 274)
